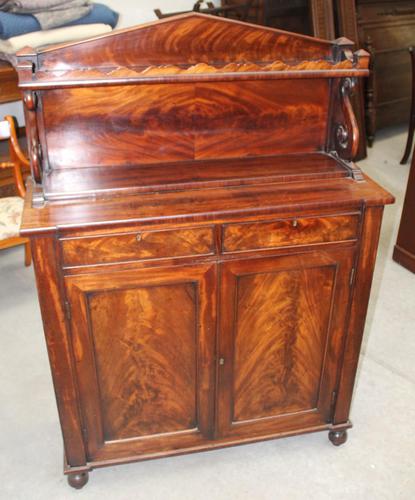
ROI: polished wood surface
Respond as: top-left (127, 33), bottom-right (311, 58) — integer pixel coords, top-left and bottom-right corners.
top-left (217, 248), bottom-right (354, 437)
top-left (42, 153), bottom-right (348, 201)
top-left (61, 226), bottom-right (215, 267)
top-left (65, 264), bottom-right (216, 459)
top-left (393, 153), bottom-right (415, 273)
top-left (41, 80), bottom-right (329, 168)
top-left (222, 213), bottom-right (359, 252)
top-left (18, 14), bottom-right (334, 74)
top-left (17, 14), bottom-right (393, 488)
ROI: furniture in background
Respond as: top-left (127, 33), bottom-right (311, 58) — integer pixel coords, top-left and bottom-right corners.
top-left (221, 0), bottom-right (335, 38)
top-left (401, 47), bottom-right (415, 164)
top-left (0, 115), bottom-right (31, 266)
top-left (0, 61), bottom-right (29, 198)
top-left (155, 1), bottom-right (253, 20)
top-left (17, 13), bottom-right (393, 489)
top-left (354, 0), bottom-right (415, 146)
top-left (0, 61), bottom-right (20, 103)
top-left (394, 144), bottom-right (415, 273)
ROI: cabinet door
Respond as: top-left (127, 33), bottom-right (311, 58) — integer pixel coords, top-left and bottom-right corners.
top-left (65, 263), bottom-right (216, 462)
top-left (217, 248), bottom-right (355, 438)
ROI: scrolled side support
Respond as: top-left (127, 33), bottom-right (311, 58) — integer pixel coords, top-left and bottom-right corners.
top-left (337, 77), bottom-right (359, 161)
top-left (23, 90), bottom-right (42, 184)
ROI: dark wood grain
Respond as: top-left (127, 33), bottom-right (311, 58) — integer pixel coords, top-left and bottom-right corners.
top-left (89, 283), bottom-right (198, 440)
top-left (223, 213), bottom-right (359, 252)
top-left (30, 237), bottom-right (86, 466)
top-left (61, 226), bottom-right (214, 267)
top-left (40, 80), bottom-right (329, 175)
top-left (217, 248), bottom-right (355, 437)
top-left (333, 206), bottom-right (384, 424)
top-left (20, 176), bottom-right (393, 236)
top-left (15, 13), bottom-right (370, 92)
top-left (43, 153), bottom-right (347, 200)
top-left (233, 264), bottom-right (335, 421)
top-left (32, 13), bottom-right (335, 70)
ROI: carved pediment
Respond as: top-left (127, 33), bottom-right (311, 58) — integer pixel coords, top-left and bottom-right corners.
top-left (16, 13), bottom-right (368, 86)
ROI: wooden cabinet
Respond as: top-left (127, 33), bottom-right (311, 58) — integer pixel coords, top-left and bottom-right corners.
top-left (18, 14), bottom-right (393, 489)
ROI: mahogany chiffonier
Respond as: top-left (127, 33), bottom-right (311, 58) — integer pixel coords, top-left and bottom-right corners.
top-left (17, 13), bottom-right (394, 489)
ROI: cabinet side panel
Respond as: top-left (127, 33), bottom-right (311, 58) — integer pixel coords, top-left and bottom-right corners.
top-left (334, 206), bottom-right (384, 423)
top-left (233, 265), bottom-right (335, 421)
top-left (88, 283), bottom-right (198, 441)
top-left (30, 236), bottom-right (86, 466)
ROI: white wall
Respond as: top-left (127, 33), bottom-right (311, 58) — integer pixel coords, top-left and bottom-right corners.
top-left (0, 1), bottom-right (218, 123)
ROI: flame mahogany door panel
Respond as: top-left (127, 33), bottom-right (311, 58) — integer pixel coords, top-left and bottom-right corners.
top-left (216, 247), bottom-right (355, 438)
top-left (64, 263), bottom-right (216, 461)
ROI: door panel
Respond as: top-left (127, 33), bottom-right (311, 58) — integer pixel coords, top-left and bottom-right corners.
top-left (217, 248), bottom-right (354, 438)
top-left (65, 264), bottom-right (216, 460)
top-left (88, 283), bottom-right (197, 441)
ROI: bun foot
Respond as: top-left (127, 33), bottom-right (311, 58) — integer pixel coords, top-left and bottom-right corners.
top-left (328, 429), bottom-right (348, 446)
top-left (67, 472), bottom-right (89, 489)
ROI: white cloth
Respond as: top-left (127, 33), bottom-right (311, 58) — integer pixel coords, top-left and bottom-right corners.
top-left (0, 22), bottom-right (111, 53)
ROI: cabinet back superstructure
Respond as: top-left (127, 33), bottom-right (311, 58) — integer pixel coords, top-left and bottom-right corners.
top-left (17, 14), bottom-right (393, 489)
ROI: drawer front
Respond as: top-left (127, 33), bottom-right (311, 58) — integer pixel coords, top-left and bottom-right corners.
top-left (222, 214), bottom-right (359, 253)
top-left (61, 226), bottom-right (215, 267)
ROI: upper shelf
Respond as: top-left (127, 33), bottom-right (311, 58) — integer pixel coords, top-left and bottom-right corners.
top-left (16, 13), bottom-right (369, 88)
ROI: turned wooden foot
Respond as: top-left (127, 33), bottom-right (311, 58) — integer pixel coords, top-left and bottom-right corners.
top-left (328, 429), bottom-right (348, 446)
top-left (67, 472), bottom-right (89, 489)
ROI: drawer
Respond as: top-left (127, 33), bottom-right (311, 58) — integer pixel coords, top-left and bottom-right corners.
top-left (61, 226), bottom-right (215, 267)
top-left (222, 214), bottom-right (359, 253)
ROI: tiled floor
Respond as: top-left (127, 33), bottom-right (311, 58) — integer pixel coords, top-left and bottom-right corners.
top-left (0, 126), bottom-right (414, 500)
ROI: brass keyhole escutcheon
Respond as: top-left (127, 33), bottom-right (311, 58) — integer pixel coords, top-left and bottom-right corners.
top-left (219, 357), bottom-right (225, 366)
top-left (136, 233), bottom-right (142, 242)
top-left (292, 219), bottom-right (298, 228)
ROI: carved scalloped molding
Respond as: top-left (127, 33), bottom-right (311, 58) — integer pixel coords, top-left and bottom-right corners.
top-left (27, 58), bottom-right (361, 83)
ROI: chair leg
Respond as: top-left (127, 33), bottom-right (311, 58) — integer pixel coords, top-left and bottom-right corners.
top-left (24, 241), bottom-right (32, 266)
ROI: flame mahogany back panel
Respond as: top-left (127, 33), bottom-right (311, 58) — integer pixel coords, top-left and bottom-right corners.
top-left (41, 79), bottom-right (329, 170)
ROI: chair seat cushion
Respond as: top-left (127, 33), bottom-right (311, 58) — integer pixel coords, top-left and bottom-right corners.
top-left (0, 196), bottom-right (24, 240)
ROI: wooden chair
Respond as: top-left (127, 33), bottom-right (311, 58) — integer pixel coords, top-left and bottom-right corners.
top-left (0, 115), bottom-right (31, 266)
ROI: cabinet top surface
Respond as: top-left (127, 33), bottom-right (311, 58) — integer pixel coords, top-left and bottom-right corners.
top-left (21, 168), bottom-right (394, 235)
